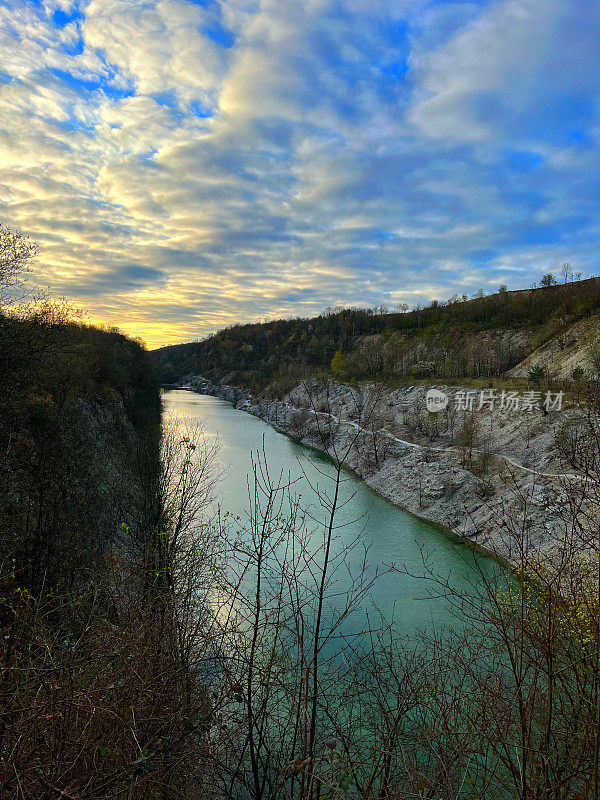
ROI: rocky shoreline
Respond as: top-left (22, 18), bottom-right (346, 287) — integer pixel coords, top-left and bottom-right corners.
top-left (184, 376), bottom-right (576, 565)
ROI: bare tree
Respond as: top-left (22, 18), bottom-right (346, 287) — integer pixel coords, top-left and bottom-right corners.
top-left (561, 261), bottom-right (573, 284)
top-left (0, 222), bottom-right (38, 304)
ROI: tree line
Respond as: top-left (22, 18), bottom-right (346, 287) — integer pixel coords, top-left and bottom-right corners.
top-left (152, 274), bottom-right (600, 391)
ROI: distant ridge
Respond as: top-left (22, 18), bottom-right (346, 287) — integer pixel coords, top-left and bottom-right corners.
top-left (151, 277), bottom-right (600, 392)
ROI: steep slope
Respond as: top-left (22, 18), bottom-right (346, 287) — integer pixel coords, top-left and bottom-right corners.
top-left (507, 314), bottom-right (600, 379)
top-left (0, 311), bottom-right (161, 589)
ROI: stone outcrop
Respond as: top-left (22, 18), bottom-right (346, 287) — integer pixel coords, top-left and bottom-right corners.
top-left (186, 376), bottom-right (252, 409)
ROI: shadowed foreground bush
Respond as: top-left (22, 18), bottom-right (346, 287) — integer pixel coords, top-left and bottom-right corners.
top-left (0, 556), bottom-right (212, 799)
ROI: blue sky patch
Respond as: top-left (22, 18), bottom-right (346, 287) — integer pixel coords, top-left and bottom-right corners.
top-left (202, 20), bottom-right (235, 48)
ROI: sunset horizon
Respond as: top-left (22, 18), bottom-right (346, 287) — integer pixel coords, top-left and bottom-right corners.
top-left (2, 0), bottom-right (599, 348)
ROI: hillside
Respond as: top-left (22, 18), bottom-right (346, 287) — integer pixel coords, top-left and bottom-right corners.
top-left (0, 306), bottom-right (212, 797)
top-left (152, 277), bottom-right (600, 392)
top-left (0, 308), bottom-right (161, 588)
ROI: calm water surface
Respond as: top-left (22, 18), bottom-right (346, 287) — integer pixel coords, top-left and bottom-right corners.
top-left (163, 389), bottom-right (501, 637)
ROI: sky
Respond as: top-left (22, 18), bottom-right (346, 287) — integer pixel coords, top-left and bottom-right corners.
top-left (0, 0), bottom-right (599, 348)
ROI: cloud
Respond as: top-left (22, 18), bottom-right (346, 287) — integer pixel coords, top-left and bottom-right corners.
top-left (0, 0), bottom-right (598, 347)
top-left (409, 0), bottom-right (600, 146)
top-left (82, 0), bottom-right (230, 110)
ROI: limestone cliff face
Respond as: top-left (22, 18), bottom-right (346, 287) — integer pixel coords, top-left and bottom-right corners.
top-left (57, 395), bottom-right (147, 557)
top-left (2, 386), bottom-right (158, 590)
top-left (186, 375), bottom-right (579, 565)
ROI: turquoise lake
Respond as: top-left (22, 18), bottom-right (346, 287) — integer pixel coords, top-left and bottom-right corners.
top-left (163, 388), bottom-right (501, 637)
